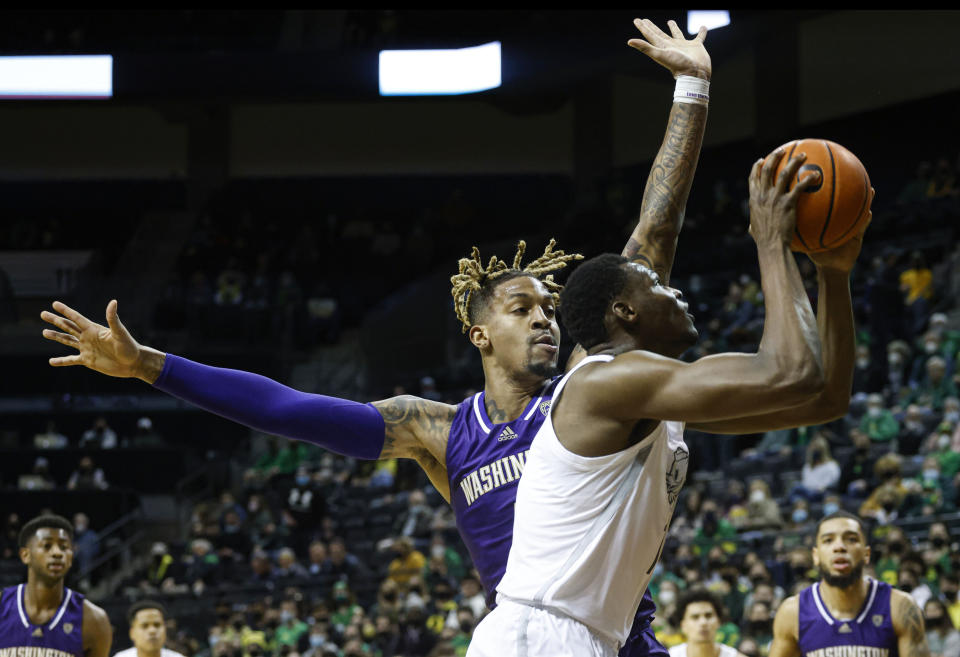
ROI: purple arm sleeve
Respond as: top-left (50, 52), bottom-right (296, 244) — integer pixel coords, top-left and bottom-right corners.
top-left (153, 353), bottom-right (385, 460)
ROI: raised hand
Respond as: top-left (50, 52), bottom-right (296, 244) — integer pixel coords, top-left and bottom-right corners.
top-left (627, 18), bottom-right (711, 80)
top-left (807, 190), bottom-right (875, 273)
top-left (41, 300), bottom-right (144, 378)
top-left (748, 148), bottom-right (821, 248)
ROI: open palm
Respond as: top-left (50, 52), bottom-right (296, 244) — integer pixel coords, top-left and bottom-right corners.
top-left (628, 19), bottom-right (711, 80)
top-left (41, 300), bottom-right (142, 378)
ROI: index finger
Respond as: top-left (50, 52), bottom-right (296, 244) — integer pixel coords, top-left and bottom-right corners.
top-left (760, 148), bottom-right (786, 189)
top-left (51, 301), bottom-right (92, 330)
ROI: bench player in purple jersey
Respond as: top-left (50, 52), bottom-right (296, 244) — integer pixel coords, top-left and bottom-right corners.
top-left (769, 511), bottom-right (929, 657)
top-left (0, 514), bottom-right (112, 657)
top-left (40, 17), bottom-right (711, 657)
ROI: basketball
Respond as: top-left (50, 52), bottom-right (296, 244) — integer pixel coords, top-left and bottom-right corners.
top-left (772, 139), bottom-right (872, 253)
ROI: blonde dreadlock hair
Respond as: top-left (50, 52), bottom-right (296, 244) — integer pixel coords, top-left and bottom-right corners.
top-left (450, 239), bottom-right (584, 333)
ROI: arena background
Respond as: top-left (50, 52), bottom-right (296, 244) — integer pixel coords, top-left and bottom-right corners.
top-left (1, 9), bottom-right (960, 657)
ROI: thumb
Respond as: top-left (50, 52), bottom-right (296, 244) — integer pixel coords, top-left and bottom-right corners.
top-left (106, 299), bottom-right (130, 338)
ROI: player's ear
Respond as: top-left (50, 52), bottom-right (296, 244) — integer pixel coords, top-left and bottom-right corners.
top-left (810, 545), bottom-right (819, 568)
top-left (612, 300), bottom-right (638, 323)
top-left (18, 545), bottom-right (30, 566)
top-left (469, 324), bottom-right (490, 349)
top-left (863, 544), bottom-right (871, 566)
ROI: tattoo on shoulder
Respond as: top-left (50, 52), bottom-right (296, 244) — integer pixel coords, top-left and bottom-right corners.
top-left (374, 396), bottom-right (456, 458)
top-left (896, 595), bottom-right (930, 657)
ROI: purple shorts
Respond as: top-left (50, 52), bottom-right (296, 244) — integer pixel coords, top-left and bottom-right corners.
top-left (618, 624), bottom-right (669, 657)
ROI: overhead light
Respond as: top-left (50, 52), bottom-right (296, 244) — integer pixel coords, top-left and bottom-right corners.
top-left (0, 55), bottom-right (112, 99)
top-left (686, 10), bottom-right (730, 35)
top-left (379, 41), bottom-right (501, 96)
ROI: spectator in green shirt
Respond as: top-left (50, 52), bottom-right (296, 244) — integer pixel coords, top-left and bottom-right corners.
top-left (860, 393), bottom-right (899, 441)
top-left (927, 422), bottom-right (960, 479)
top-left (275, 599), bottom-right (309, 648)
top-left (910, 357), bottom-right (959, 412)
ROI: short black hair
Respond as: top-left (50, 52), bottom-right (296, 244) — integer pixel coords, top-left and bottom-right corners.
top-left (18, 514), bottom-right (74, 548)
top-left (468, 271), bottom-right (537, 325)
top-left (669, 588), bottom-right (726, 628)
top-left (559, 254), bottom-right (629, 349)
top-left (815, 510), bottom-right (867, 542)
top-left (127, 599), bottom-right (167, 625)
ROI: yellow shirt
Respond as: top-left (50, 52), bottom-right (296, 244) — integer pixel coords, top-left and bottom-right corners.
top-left (388, 550), bottom-right (426, 586)
top-left (900, 269), bottom-right (933, 303)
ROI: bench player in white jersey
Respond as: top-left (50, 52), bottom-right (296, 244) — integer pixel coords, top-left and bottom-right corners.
top-left (667, 589), bottom-right (747, 657)
top-left (467, 147), bottom-right (873, 657)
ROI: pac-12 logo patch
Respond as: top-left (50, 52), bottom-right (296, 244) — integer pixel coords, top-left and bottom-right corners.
top-left (872, 614), bottom-right (883, 627)
top-left (539, 400), bottom-right (552, 416)
top-left (63, 622), bottom-right (74, 634)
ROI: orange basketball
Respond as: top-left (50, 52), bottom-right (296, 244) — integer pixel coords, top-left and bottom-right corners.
top-left (772, 138), bottom-right (872, 254)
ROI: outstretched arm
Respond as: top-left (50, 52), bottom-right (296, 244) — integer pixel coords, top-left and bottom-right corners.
top-left (41, 301), bottom-right (453, 476)
top-left (688, 205), bottom-right (872, 434)
top-left (622, 19), bottom-right (710, 285)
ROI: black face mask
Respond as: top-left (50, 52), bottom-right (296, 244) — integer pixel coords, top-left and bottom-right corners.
top-left (746, 620), bottom-right (772, 635)
top-left (888, 541), bottom-right (905, 553)
top-left (926, 616), bottom-right (945, 629)
top-left (932, 537), bottom-right (947, 548)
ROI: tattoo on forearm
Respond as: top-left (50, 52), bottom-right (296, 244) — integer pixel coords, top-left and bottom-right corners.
top-left (623, 102), bottom-right (707, 281)
top-left (373, 396), bottom-right (455, 459)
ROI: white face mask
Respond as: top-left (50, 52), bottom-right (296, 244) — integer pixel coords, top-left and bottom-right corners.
top-left (889, 355), bottom-right (903, 367)
top-left (945, 411), bottom-right (960, 423)
top-left (659, 589), bottom-right (676, 606)
top-left (750, 489), bottom-right (766, 503)
top-left (868, 407), bottom-right (882, 417)
top-left (938, 435), bottom-right (951, 450)
top-left (925, 342), bottom-right (939, 354)
top-left (856, 358), bottom-right (871, 368)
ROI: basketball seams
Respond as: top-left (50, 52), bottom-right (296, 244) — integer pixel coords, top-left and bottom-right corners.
top-left (817, 141), bottom-right (837, 250)
top-left (829, 168), bottom-right (870, 246)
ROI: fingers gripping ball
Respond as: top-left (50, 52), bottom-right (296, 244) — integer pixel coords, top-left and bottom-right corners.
top-left (772, 139), bottom-right (872, 253)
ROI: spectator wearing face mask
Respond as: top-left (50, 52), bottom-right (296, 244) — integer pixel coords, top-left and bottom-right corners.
top-left (910, 357), bottom-right (959, 412)
top-left (740, 600), bottom-right (773, 652)
top-left (885, 341), bottom-right (912, 405)
top-left (896, 404), bottom-right (934, 456)
top-left (860, 454), bottom-right (910, 521)
top-left (839, 430), bottom-right (877, 500)
top-left (860, 394), bottom-right (899, 442)
top-left (911, 331), bottom-right (956, 386)
top-left (944, 397), bottom-right (960, 427)
top-left (737, 480), bottom-right (783, 531)
top-left (853, 344), bottom-right (885, 394)
top-left (909, 457), bottom-right (950, 515)
top-left (789, 437), bottom-right (840, 503)
top-left (940, 573), bottom-right (960, 630)
top-left (923, 523), bottom-right (954, 573)
top-left (925, 423), bottom-right (960, 479)
top-left (924, 598), bottom-right (960, 657)
top-left (693, 501), bottom-right (738, 558)
top-left (275, 599), bottom-right (309, 649)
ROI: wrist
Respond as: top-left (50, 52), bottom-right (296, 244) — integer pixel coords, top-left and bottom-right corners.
top-left (134, 347), bottom-right (166, 384)
top-left (675, 68), bottom-right (710, 81)
top-left (816, 263), bottom-right (854, 277)
top-left (673, 75), bottom-right (709, 106)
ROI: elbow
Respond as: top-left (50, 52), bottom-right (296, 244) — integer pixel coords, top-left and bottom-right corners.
top-left (768, 361), bottom-right (825, 405)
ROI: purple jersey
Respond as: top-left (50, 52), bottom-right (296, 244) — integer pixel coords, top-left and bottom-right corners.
top-left (798, 579), bottom-right (898, 657)
top-left (0, 584), bottom-right (85, 657)
top-left (446, 378), bottom-right (658, 630)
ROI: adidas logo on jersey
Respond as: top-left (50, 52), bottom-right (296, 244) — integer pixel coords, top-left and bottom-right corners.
top-left (498, 426), bottom-right (518, 442)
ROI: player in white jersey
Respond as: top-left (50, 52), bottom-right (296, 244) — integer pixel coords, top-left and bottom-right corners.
top-left (667, 589), bottom-right (746, 657)
top-left (468, 147), bottom-right (873, 657)
top-left (112, 601), bottom-right (187, 657)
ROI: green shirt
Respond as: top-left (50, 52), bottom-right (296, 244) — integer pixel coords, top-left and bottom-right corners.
top-left (859, 411), bottom-right (899, 441)
top-left (275, 620), bottom-right (308, 647)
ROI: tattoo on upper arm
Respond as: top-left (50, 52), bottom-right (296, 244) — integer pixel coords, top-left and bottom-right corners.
top-left (623, 102), bottom-right (707, 282)
top-left (374, 396), bottom-right (455, 460)
top-left (898, 595), bottom-right (930, 657)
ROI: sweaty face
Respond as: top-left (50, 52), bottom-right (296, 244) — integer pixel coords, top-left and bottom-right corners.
top-left (478, 276), bottom-right (561, 380)
top-left (813, 518), bottom-right (870, 589)
top-left (130, 609), bottom-right (166, 650)
top-left (621, 264), bottom-right (698, 356)
top-left (680, 601), bottom-right (720, 644)
top-left (20, 528), bottom-right (73, 581)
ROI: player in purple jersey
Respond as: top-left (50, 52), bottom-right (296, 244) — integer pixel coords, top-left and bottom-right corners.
top-left (40, 18), bottom-right (712, 657)
top-left (0, 514), bottom-right (112, 657)
top-left (769, 511), bottom-right (929, 657)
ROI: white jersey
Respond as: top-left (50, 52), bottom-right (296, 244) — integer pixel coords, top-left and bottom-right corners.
top-left (114, 648), bottom-right (188, 657)
top-left (669, 643), bottom-right (740, 657)
top-left (496, 354), bottom-right (688, 648)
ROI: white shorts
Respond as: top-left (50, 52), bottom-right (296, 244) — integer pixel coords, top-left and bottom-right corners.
top-left (466, 598), bottom-right (618, 657)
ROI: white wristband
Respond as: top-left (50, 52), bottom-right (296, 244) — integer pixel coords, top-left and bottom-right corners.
top-left (674, 75), bottom-right (709, 106)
